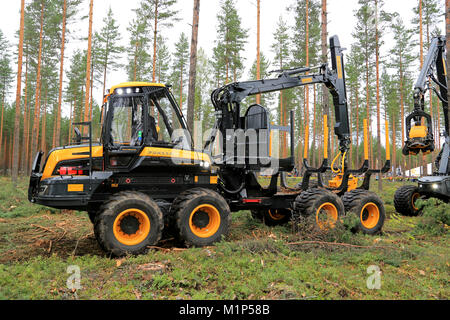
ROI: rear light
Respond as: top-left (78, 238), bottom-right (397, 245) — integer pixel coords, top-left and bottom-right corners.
top-left (58, 166), bottom-right (86, 176)
top-left (242, 199), bottom-right (262, 204)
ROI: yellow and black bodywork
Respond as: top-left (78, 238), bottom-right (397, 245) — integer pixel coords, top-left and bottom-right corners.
top-left (29, 83), bottom-right (219, 211)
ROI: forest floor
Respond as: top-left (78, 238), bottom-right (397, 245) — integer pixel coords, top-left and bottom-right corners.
top-left (0, 176), bottom-right (448, 300)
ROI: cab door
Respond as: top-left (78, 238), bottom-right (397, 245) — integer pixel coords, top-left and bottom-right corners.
top-left (104, 94), bottom-right (147, 171)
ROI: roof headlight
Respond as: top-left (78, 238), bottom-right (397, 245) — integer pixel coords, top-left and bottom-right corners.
top-left (200, 161), bottom-right (210, 169)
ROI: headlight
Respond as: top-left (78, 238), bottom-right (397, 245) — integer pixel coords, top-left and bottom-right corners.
top-left (200, 161), bottom-right (210, 169)
top-left (432, 184), bottom-right (439, 190)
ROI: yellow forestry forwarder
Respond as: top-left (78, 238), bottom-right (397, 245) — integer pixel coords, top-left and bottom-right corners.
top-left (29, 35), bottom-right (390, 257)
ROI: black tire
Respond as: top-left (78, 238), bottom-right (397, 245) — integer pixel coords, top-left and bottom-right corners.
top-left (294, 188), bottom-right (345, 230)
top-left (171, 188), bottom-right (231, 247)
top-left (394, 185), bottom-right (421, 216)
top-left (251, 208), bottom-right (292, 226)
top-left (87, 204), bottom-right (101, 224)
top-left (88, 211), bottom-right (97, 224)
top-left (94, 191), bottom-right (164, 257)
top-left (342, 189), bottom-right (386, 235)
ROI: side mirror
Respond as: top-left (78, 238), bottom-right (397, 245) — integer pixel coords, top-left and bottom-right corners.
top-left (74, 127), bottom-right (82, 145)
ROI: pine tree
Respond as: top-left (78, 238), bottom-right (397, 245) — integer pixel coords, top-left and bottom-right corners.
top-left (290, 0), bottom-right (321, 166)
top-left (321, 0), bottom-right (330, 158)
top-left (126, 13), bottom-right (150, 82)
top-left (214, 0), bottom-right (248, 84)
top-left (373, 0), bottom-right (393, 190)
top-left (187, 0), bottom-right (201, 131)
top-left (413, 0), bottom-right (443, 50)
top-left (271, 16), bottom-right (290, 158)
top-left (139, 0), bottom-right (179, 82)
top-left (94, 7), bottom-right (124, 102)
top-left (346, 45), bottom-right (364, 168)
top-left (65, 49), bottom-right (88, 140)
top-left (353, 0), bottom-right (377, 167)
top-left (381, 70), bottom-right (400, 174)
top-left (0, 30), bottom-right (13, 171)
top-left (11, 0), bottom-right (26, 182)
top-left (171, 33), bottom-right (189, 114)
top-left (54, 0), bottom-right (68, 150)
top-left (155, 35), bottom-right (171, 82)
top-left (83, 0), bottom-right (94, 128)
top-left (192, 48), bottom-right (214, 148)
top-left (256, 0), bottom-right (261, 104)
top-left (54, 0), bottom-right (83, 149)
top-left (30, 0), bottom-right (45, 164)
top-left (211, 44), bottom-right (227, 87)
top-left (248, 52), bottom-right (272, 107)
top-left (389, 15), bottom-right (416, 176)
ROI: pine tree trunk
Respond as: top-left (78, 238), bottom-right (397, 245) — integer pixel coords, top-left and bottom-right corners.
top-left (304, 0), bottom-right (310, 147)
top-left (133, 41), bottom-right (138, 81)
top-left (9, 134), bottom-right (13, 174)
top-left (12, 0), bottom-right (26, 182)
top-left (419, 0), bottom-right (425, 174)
top-left (420, 0), bottom-right (424, 68)
top-left (55, 0), bottom-right (67, 149)
top-left (20, 44), bottom-right (29, 175)
top-left (364, 23), bottom-right (372, 168)
top-left (31, 2), bottom-right (45, 162)
top-left (52, 104), bottom-right (57, 148)
top-left (349, 94), bottom-right (353, 167)
top-left (375, 0), bottom-right (382, 191)
top-left (321, 0), bottom-right (329, 159)
top-left (90, 57), bottom-right (94, 119)
top-left (153, 0), bottom-right (159, 82)
top-left (392, 114), bottom-right (396, 175)
top-left (400, 55), bottom-right (405, 177)
top-left (312, 85), bottom-right (317, 167)
top-left (279, 54), bottom-right (286, 158)
top-left (256, 0), bottom-right (261, 104)
top-left (1, 136), bottom-right (5, 173)
top-left (437, 95), bottom-right (441, 148)
top-left (102, 58), bottom-right (108, 104)
top-left (69, 101), bottom-right (73, 144)
top-left (187, 0), bottom-right (200, 131)
top-left (179, 64), bottom-right (184, 112)
top-left (84, 0), bottom-right (94, 130)
top-left (356, 90), bottom-right (359, 168)
top-left (41, 95), bottom-right (47, 156)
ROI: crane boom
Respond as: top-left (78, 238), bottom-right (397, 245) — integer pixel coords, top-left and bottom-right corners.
top-left (207, 35), bottom-right (351, 162)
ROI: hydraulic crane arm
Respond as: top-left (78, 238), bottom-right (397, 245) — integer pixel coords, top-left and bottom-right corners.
top-left (208, 35), bottom-right (351, 158)
top-left (404, 36), bottom-right (449, 156)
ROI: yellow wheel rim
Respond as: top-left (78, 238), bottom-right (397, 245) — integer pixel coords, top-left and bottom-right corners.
top-left (360, 203), bottom-right (380, 229)
top-left (113, 209), bottom-right (151, 246)
top-left (268, 209), bottom-right (286, 221)
top-left (189, 204), bottom-right (221, 238)
top-left (316, 202), bottom-right (339, 230)
top-left (411, 193), bottom-right (420, 211)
